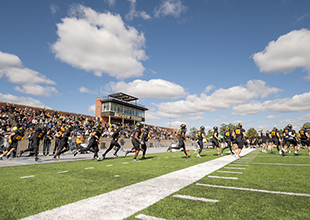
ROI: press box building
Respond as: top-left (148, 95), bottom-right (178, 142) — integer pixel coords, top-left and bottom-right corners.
top-left (95, 92), bottom-right (148, 125)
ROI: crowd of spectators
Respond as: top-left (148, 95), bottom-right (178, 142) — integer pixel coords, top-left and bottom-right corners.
top-left (0, 103), bottom-right (175, 152)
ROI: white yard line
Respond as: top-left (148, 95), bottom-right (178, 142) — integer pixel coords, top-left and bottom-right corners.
top-left (217, 171), bottom-right (242, 174)
top-left (229, 164), bottom-right (249, 166)
top-left (22, 149), bottom-right (254, 220)
top-left (196, 183), bottom-right (310, 197)
top-left (250, 162), bottom-right (310, 166)
top-left (20, 175), bottom-right (35, 179)
top-left (208, 176), bottom-right (238, 180)
top-left (173, 194), bottom-right (218, 203)
top-left (135, 214), bottom-right (169, 220)
top-left (57, 171), bottom-right (68, 174)
top-left (224, 167), bottom-right (246, 170)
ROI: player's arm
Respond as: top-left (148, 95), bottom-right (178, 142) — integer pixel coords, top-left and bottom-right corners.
top-left (243, 131), bottom-right (247, 138)
top-left (135, 131), bottom-right (140, 142)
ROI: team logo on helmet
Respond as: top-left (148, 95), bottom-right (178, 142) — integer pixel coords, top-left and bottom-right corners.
top-left (213, 126), bottom-right (218, 130)
top-left (287, 124), bottom-right (292, 129)
top-left (200, 126), bottom-right (205, 130)
top-left (180, 124), bottom-right (186, 128)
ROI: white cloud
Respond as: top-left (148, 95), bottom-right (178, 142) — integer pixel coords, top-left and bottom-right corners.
top-left (50, 4), bottom-right (59, 14)
top-left (232, 91), bottom-right (310, 115)
top-left (79, 86), bottom-right (96, 94)
top-left (163, 120), bottom-right (188, 129)
top-left (105, 0), bottom-right (116, 7)
top-left (252, 29), bottom-right (310, 78)
top-left (0, 92), bottom-right (50, 109)
top-left (154, 0), bottom-right (187, 18)
top-left (204, 85), bottom-right (214, 93)
top-left (0, 51), bottom-right (58, 97)
top-left (145, 108), bottom-right (161, 122)
top-left (51, 4), bottom-right (148, 79)
top-left (157, 80), bottom-right (280, 118)
top-left (108, 79), bottom-right (186, 99)
top-left (15, 85), bottom-right (58, 97)
top-left (87, 104), bottom-right (96, 114)
top-left (266, 115), bottom-right (282, 120)
top-left (126, 0), bottom-right (151, 21)
top-left (278, 113), bottom-right (310, 125)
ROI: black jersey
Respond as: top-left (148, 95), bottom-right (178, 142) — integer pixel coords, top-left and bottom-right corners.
top-left (11, 131), bottom-right (23, 143)
top-left (261, 133), bottom-right (266, 143)
top-left (299, 129), bottom-right (308, 140)
top-left (177, 128), bottom-right (186, 141)
top-left (224, 130), bottom-right (232, 141)
top-left (112, 129), bottom-right (120, 141)
top-left (197, 130), bottom-right (205, 141)
top-left (234, 128), bottom-right (245, 140)
top-left (141, 130), bottom-right (149, 143)
top-left (132, 128), bottom-right (142, 142)
top-left (283, 127), bottom-right (294, 140)
top-left (32, 128), bottom-right (44, 145)
top-left (59, 133), bottom-right (69, 148)
top-left (212, 130), bottom-right (218, 140)
top-left (270, 129), bottom-right (279, 140)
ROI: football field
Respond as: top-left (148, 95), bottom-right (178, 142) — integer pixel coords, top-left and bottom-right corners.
top-left (1, 148), bottom-right (310, 220)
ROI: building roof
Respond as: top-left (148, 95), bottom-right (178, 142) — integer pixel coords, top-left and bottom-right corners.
top-left (108, 92), bottom-right (138, 102)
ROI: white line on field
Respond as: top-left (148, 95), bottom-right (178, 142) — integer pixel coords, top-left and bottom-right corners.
top-left (217, 171), bottom-right (242, 174)
top-left (229, 164), bottom-right (249, 166)
top-left (106, 164), bottom-right (113, 167)
top-left (224, 167), bottom-right (246, 170)
top-left (22, 148), bottom-right (254, 220)
top-left (173, 194), bottom-right (218, 203)
top-left (196, 183), bottom-right (310, 197)
top-left (85, 167), bottom-right (94, 170)
top-left (58, 171), bottom-right (68, 174)
top-left (135, 214), bottom-right (169, 220)
top-left (250, 162), bottom-right (310, 167)
top-left (123, 162), bottom-right (129, 164)
top-left (20, 175), bottom-right (35, 179)
top-left (114, 175), bottom-right (120, 177)
top-left (208, 176), bottom-right (238, 180)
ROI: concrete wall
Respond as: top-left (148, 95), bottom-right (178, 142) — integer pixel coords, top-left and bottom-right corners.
top-left (4, 137), bottom-right (196, 152)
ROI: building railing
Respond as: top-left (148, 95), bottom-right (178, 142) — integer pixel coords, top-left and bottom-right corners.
top-left (101, 96), bottom-right (146, 108)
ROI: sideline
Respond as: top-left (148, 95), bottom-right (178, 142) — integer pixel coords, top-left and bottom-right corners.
top-left (23, 149), bottom-right (254, 220)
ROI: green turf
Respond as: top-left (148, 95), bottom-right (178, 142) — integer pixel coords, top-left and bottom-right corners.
top-left (0, 150), bottom-right (219, 220)
top-left (126, 149), bottom-right (310, 220)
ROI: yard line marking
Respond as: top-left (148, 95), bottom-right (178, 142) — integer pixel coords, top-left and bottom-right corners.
top-left (114, 175), bottom-right (120, 177)
top-left (85, 167), bottom-right (94, 170)
top-left (196, 183), bottom-right (310, 197)
top-left (256, 155), bottom-right (310, 158)
top-left (20, 175), bottom-right (35, 179)
top-left (135, 214), bottom-right (169, 220)
top-left (165, 157), bottom-right (168, 158)
top-left (229, 164), bottom-right (249, 166)
top-left (250, 162), bottom-right (310, 167)
top-left (22, 148), bottom-right (255, 220)
top-left (224, 167), bottom-right (246, 170)
top-left (57, 171), bottom-right (68, 174)
top-left (173, 194), bottom-right (218, 203)
top-left (217, 171), bottom-right (242, 174)
top-left (208, 176), bottom-right (238, 180)
top-left (106, 164), bottom-right (113, 167)
top-left (123, 162), bottom-right (129, 164)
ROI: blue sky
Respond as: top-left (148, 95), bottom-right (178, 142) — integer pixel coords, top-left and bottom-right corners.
top-left (1, 0), bottom-right (310, 131)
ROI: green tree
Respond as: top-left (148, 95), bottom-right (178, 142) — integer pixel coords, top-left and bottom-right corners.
top-left (188, 127), bottom-right (198, 139)
top-left (303, 122), bottom-right (310, 128)
top-left (246, 128), bottom-right (258, 138)
top-left (205, 129), bottom-right (213, 142)
top-left (219, 123), bottom-right (236, 136)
